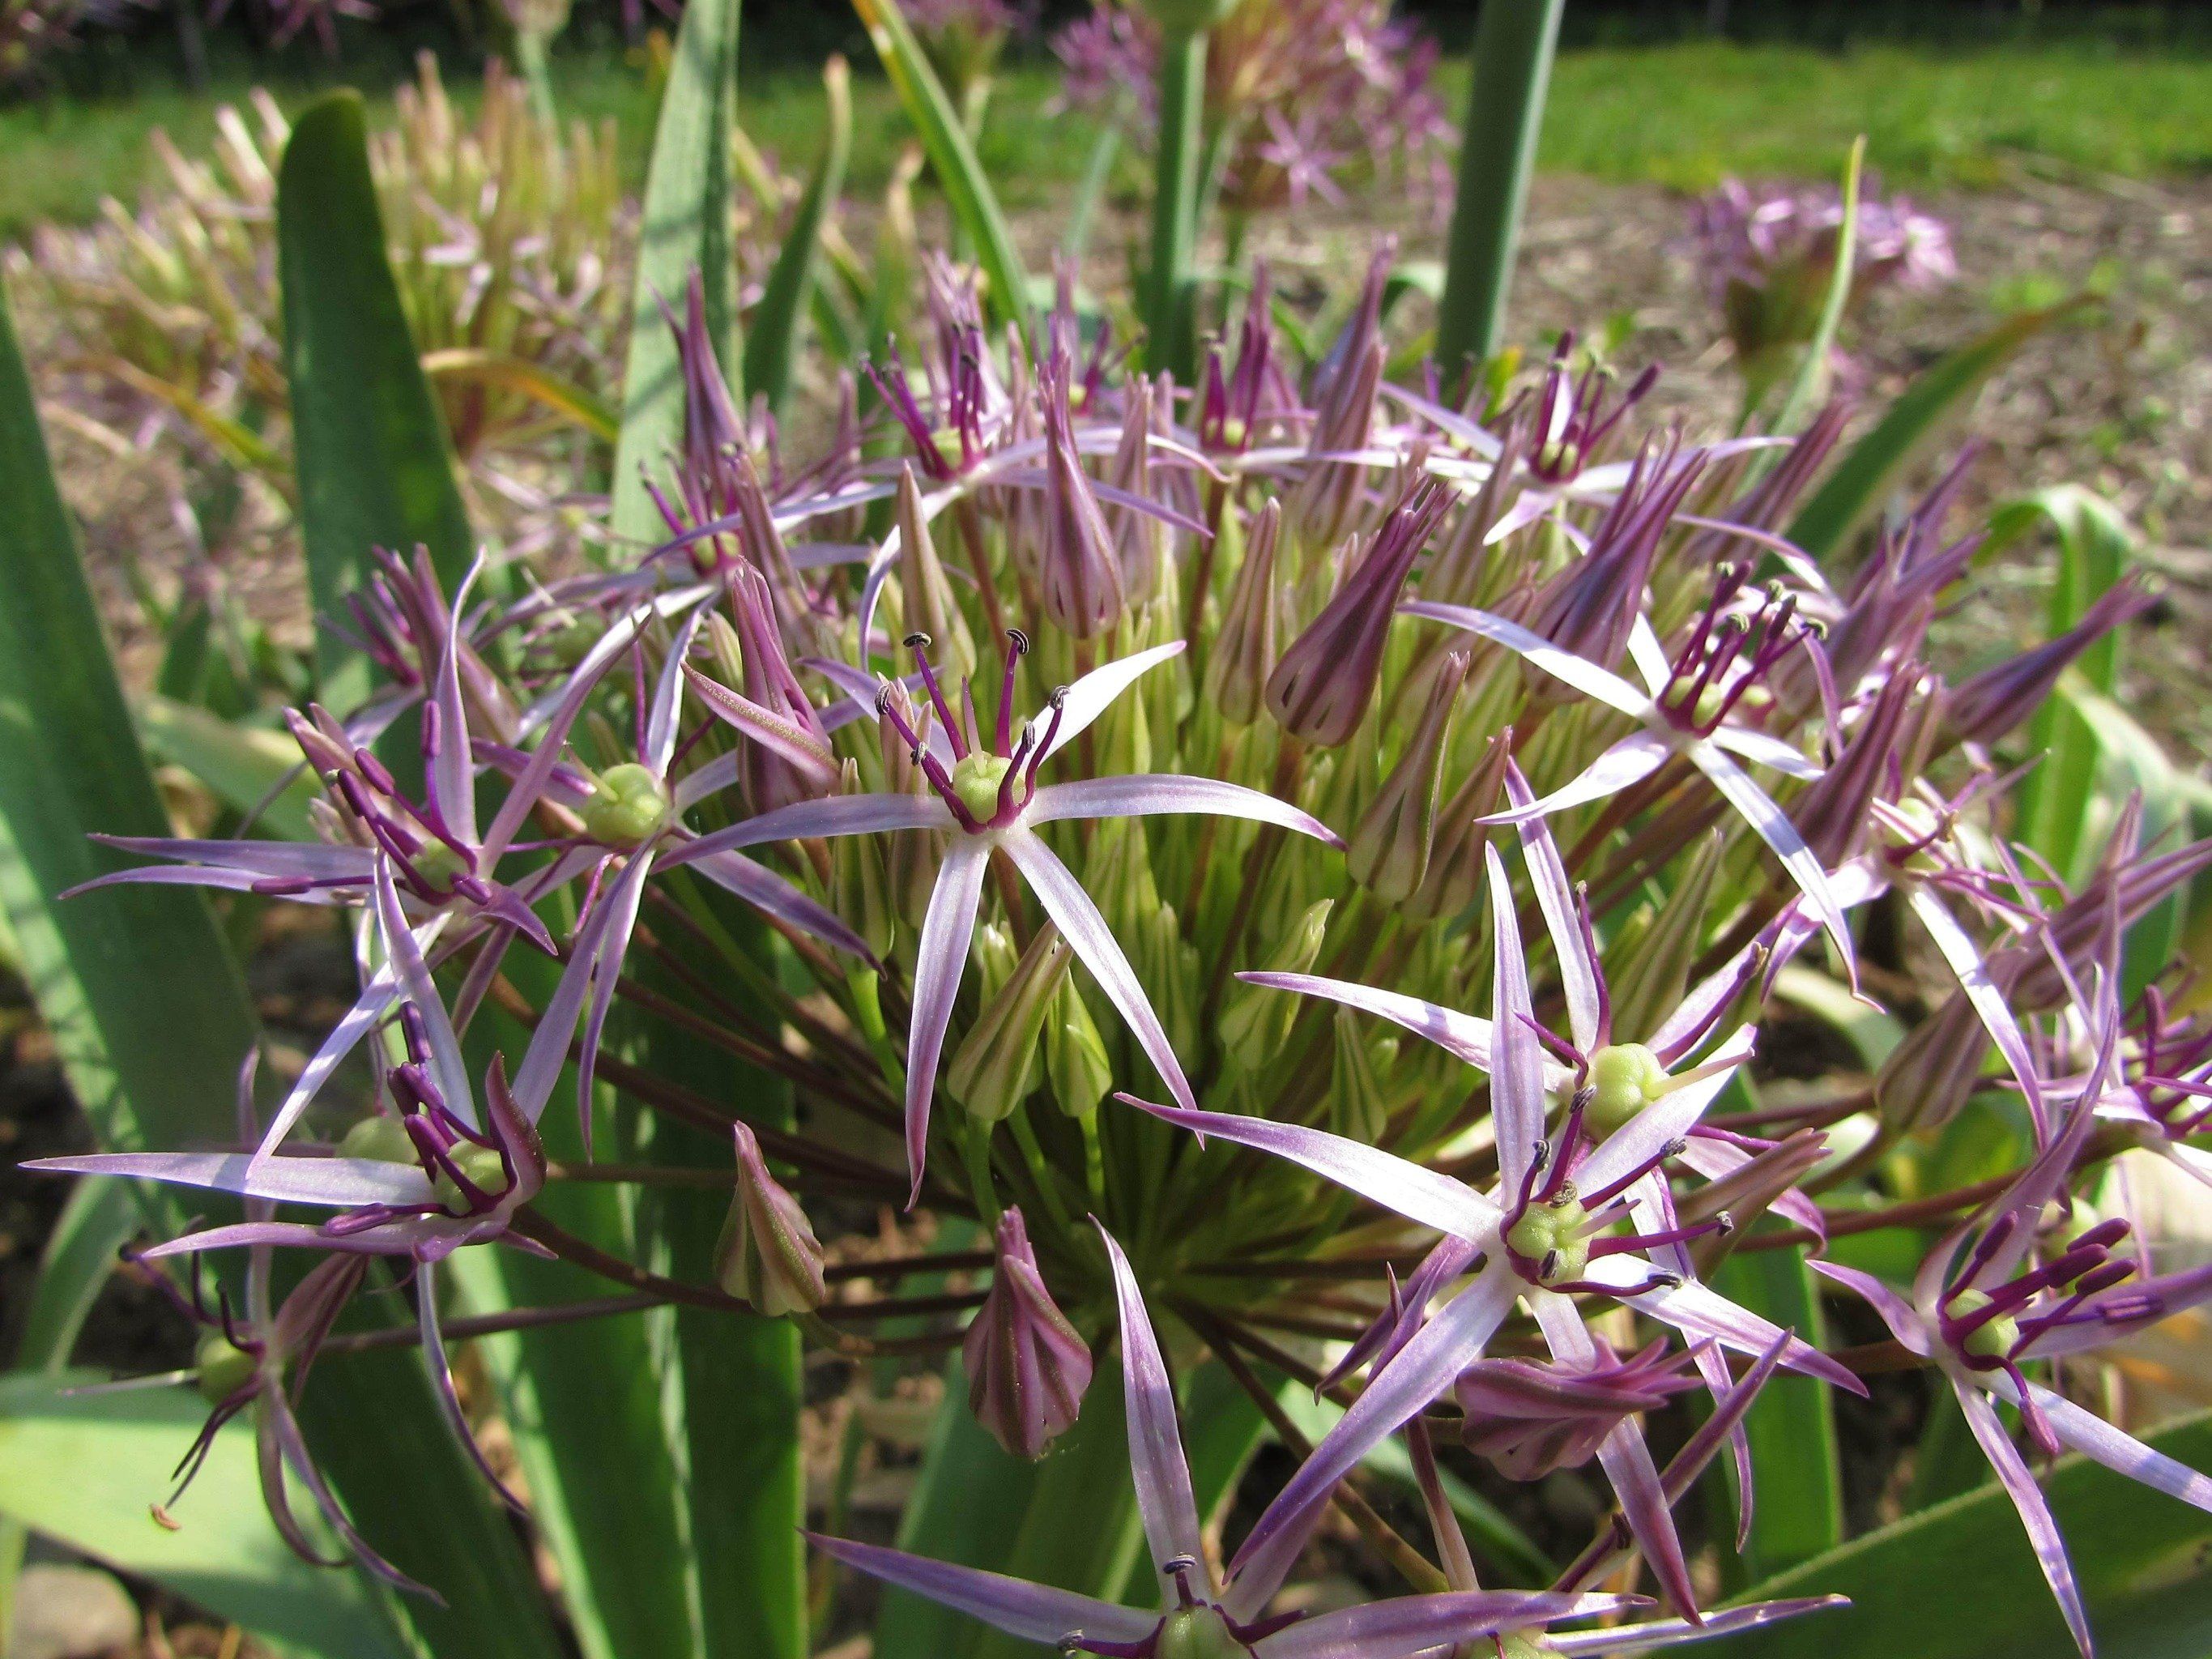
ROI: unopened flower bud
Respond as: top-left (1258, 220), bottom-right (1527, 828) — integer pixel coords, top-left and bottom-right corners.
top-left (1605, 830), bottom-right (1724, 1043)
top-left (1348, 650), bottom-right (1467, 901)
top-left (1330, 1008), bottom-right (1392, 1142)
top-left (1874, 989), bottom-right (1992, 1134)
top-left (1267, 481), bottom-right (1451, 746)
top-left (1110, 377), bottom-right (1163, 602)
top-left (1204, 499), bottom-right (1283, 727)
top-left (695, 565), bottom-right (839, 815)
top-left (582, 763), bottom-right (671, 848)
top-left (1942, 578), bottom-right (2156, 749)
top-left (1221, 899), bottom-right (1332, 1071)
top-left (1044, 974), bottom-right (1115, 1119)
top-left (715, 1122), bottom-right (826, 1316)
top-left (963, 1208), bottom-right (1093, 1460)
top-left (1405, 730), bottom-right (1512, 923)
top-left (896, 464), bottom-right (977, 684)
top-left (949, 926), bottom-right (1072, 1124)
top-left (1039, 353), bottom-right (1127, 639)
top-left (1456, 1339), bottom-right (1700, 1482)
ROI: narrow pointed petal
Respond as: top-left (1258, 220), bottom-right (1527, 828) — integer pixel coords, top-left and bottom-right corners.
top-left (1583, 1258), bottom-right (1867, 1392)
top-left (2022, 1382), bottom-right (2212, 1513)
top-left (247, 955), bottom-right (412, 1164)
top-left (516, 583), bottom-right (715, 738)
top-left (808, 1534), bottom-right (1156, 1648)
top-left (906, 840), bottom-right (990, 1205)
top-left (1957, 1379), bottom-right (2094, 1657)
top-left (682, 666), bottom-right (840, 780)
top-left (1400, 601), bottom-right (1654, 718)
top-left (1690, 741), bottom-right (1856, 978)
top-left (509, 857), bottom-right (629, 1123)
top-left (1002, 829), bottom-right (1196, 1112)
top-left (1508, 764), bottom-right (1604, 1053)
top-left (1708, 724), bottom-right (1826, 780)
top-left (483, 634), bottom-right (622, 860)
top-left (1255, 1592), bottom-right (1639, 1659)
top-left (428, 554), bottom-right (486, 848)
top-left (1115, 1095), bottom-right (1498, 1240)
top-left (1230, 1266), bottom-right (1519, 1578)
top-left (1909, 885), bottom-right (2046, 1132)
top-left (1042, 642), bottom-right (1187, 762)
top-left (1479, 734), bottom-right (1674, 826)
top-left (81, 837), bottom-right (373, 881)
top-left (26, 1151), bottom-right (436, 1209)
top-left (418, 1272), bottom-right (527, 1511)
top-left (1231, 971), bottom-right (1578, 1088)
top-left (663, 791), bottom-right (956, 868)
top-left (575, 850), bottom-right (654, 1144)
top-left (1025, 775), bottom-right (1344, 847)
top-left (685, 847), bottom-right (875, 960)
top-left (1487, 845), bottom-right (1548, 1199)
top-left (1544, 1600), bottom-right (1850, 1656)
top-left (373, 857), bottom-right (475, 1127)
top-left (1097, 1225), bottom-right (1206, 1587)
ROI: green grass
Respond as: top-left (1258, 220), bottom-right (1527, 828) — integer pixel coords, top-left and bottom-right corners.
top-left (5, 37), bottom-right (2212, 237)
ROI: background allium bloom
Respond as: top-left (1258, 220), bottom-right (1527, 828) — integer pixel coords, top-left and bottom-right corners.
top-left (1054, 0), bottom-right (1454, 217)
top-left (1689, 175), bottom-right (1956, 401)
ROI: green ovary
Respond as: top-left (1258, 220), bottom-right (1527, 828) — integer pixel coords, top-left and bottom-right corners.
top-left (195, 1333), bottom-right (258, 1405)
top-left (951, 752), bottom-right (1013, 821)
top-left (340, 1114), bottom-right (420, 1165)
top-left (1156, 1607), bottom-right (1251, 1659)
top-left (583, 762), bottom-right (671, 847)
top-left (1506, 1195), bottom-right (1592, 1286)
top-left (1588, 1043), bottom-right (1669, 1131)
top-left (433, 1141), bottom-right (509, 1215)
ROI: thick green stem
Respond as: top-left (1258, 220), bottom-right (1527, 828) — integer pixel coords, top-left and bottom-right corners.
top-left (1434, 0), bottom-right (1564, 373)
top-left (1146, 28), bottom-right (1208, 382)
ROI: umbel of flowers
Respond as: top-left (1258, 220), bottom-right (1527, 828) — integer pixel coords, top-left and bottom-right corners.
top-left (32, 245), bottom-right (2212, 1654)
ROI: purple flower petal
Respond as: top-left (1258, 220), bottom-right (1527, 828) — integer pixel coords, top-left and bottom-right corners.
top-left (808, 1533), bottom-right (1155, 1648)
top-left (684, 847), bottom-right (876, 961)
top-left (646, 606), bottom-right (705, 776)
top-left (1907, 886), bottom-right (2047, 1135)
top-left (662, 792), bottom-right (956, 869)
top-left (1689, 740), bottom-right (1856, 979)
top-left (1400, 601), bottom-right (1654, 718)
top-left (1707, 724), bottom-right (1826, 781)
top-left (1543, 1598), bottom-right (1849, 1656)
top-left (427, 554), bottom-right (486, 850)
top-left (1025, 774), bottom-right (1343, 847)
top-left (1096, 1224), bottom-right (1206, 1589)
top-left (575, 849), bottom-right (655, 1149)
top-left (1002, 829), bottom-right (1196, 1113)
top-left (1507, 763), bottom-right (1605, 1053)
top-left (1230, 1265), bottom-right (1519, 1579)
top-left (905, 840), bottom-right (990, 1205)
top-left (1805, 1265), bottom-right (1929, 1356)
top-left (1487, 844), bottom-right (1549, 1200)
top-left (1583, 1258), bottom-right (1868, 1394)
top-left (26, 1151), bottom-right (436, 1209)
top-left (1256, 1592), bottom-right (1639, 1659)
top-left (1573, 1026), bottom-right (1754, 1199)
top-left (2021, 1380), bottom-right (2212, 1514)
top-left (1113, 1096), bottom-right (1498, 1241)
top-left (373, 856), bottom-right (476, 1129)
top-left (1957, 1379), bottom-right (2093, 1657)
top-left (1040, 641), bottom-right (1187, 762)
top-left (1479, 733), bottom-right (1674, 827)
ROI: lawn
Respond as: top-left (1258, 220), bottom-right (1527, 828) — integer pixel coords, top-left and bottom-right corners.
top-left (5, 36), bottom-right (2212, 236)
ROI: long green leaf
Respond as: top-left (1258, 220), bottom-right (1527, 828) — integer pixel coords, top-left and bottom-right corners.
top-left (609, 0), bottom-right (743, 547)
top-left (1144, 26), bottom-right (1208, 382)
top-left (1787, 299), bottom-right (2088, 564)
top-left (1713, 1247), bottom-right (1842, 1581)
top-left (851, 0), bottom-right (1031, 330)
top-left (0, 1371), bottom-right (403, 1659)
top-left (744, 55), bottom-right (853, 418)
top-left (278, 92), bottom-right (474, 712)
top-left (1434, 0), bottom-right (1565, 371)
top-left (1767, 136), bottom-right (1865, 437)
top-left (137, 694), bottom-right (320, 842)
top-left (1994, 488), bottom-right (2134, 876)
top-left (1710, 1410), bottom-right (2212, 1659)
top-left (2057, 678), bottom-right (2193, 1000)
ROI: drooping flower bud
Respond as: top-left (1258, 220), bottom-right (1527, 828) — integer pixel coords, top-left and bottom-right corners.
top-left (1941, 578), bottom-right (2156, 749)
top-left (1605, 830), bottom-right (1725, 1043)
top-left (1404, 729), bottom-right (1512, 923)
top-left (1456, 1339), bottom-right (1702, 1481)
top-left (963, 1207), bottom-right (1093, 1461)
top-left (1220, 899), bottom-right (1332, 1072)
top-left (1679, 1127), bottom-right (1831, 1274)
top-left (948, 925), bottom-right (1073, 1124)
top-left (896, 463), bottom-right (978, 684)
top-left (1348, 650), bottom-right (1467, 901)
top-left (1204, 499), bottom-right (1283, 727)
top-left (1874, 988), bottom-right (1993, 1135)
top-left (715, 1122), bottom-right (826, 1316)
top-left (1266, 480), bottom-right (1451, 746)
top-left (1038, 351), bottom-right (1127, 638)
top-left (1329, 1008), bottom-right (1392, 1142)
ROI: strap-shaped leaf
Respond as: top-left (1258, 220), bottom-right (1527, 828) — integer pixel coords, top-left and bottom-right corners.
top-left (1712, 1246), bottom-right (1843, 1583)
top-left (1721, 1410), bottom-right (2212, 1658)
top-left (0, 1371), bottom-right (407, 1659)
top-left (278, 92), bottom-right (474, 711)
top-left (1787, 298), bottom-right (2090, 563)
top-left (851, 0), bottom-right (1031, 329)
top-left (610, 0), bottom-right (743, 546)
top-left (744, 55), bottom-right (853, 417)
top-left (1766, 137), bottom-right (1865, 437)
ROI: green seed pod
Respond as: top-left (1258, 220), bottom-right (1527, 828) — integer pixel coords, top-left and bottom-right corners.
top-left (582, 762), bottom-right (671, 849)
top-left (339, 1113), bottom-right (419, 1165)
